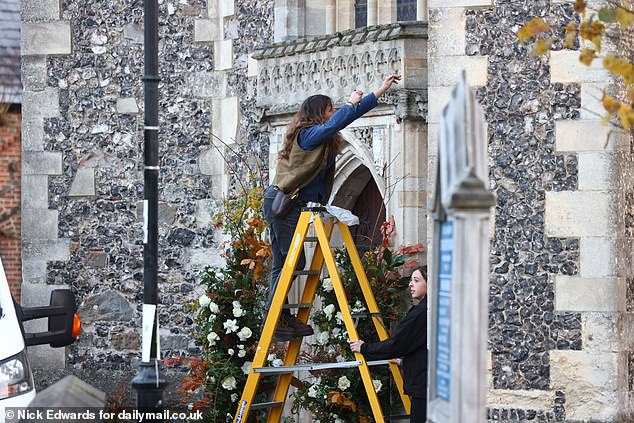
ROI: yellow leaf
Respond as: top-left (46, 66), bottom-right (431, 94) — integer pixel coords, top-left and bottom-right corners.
top-left (530, 38), bottom-right (553, 56)
top-left (618, 103), bottom-right (634, 130)
top-left (579, 20), bottom-right (605, 51)
top-left (602, 94), bottom-right (621, 113)
top-left (616, 8), bottom-right (634, 27)
top-left (579, 48), bottom-right (597, 66)
top-left (601, 112), bottom-right (612, 126)
top-left (603, 55), bottom-right (634, 85)
top-left (564, 22), bottom-right (577, 48)
top-left (627, 87), bottom-right (634, 104)
top-left (574, 0), bottom-right (587, 16)
top-left (518, 17), bottom-right (551, 43)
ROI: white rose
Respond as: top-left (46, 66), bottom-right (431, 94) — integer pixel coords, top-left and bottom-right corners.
top-left (238, 349), bottom-right (246, 358)
top-left (335, 355), bottom-right (345, 363)
top-left (272, 359), bottom-right (283, 367)
top-left (316, 331), bottom-right (329, 345)
top-left (231, 393), bottom-right (238, 402)
top-left (233, 307), bottom-right (245, 317)
top-left (267, 353), bottom-right (276, 362)
top-left (322, 278), bottom-right (333, 292)
top-left (221, 376), bottom-right (237, 390)
top-left (335, 311), bottom-right (343, 325)
top-left (332, 328), bottom-right (342, 338)
top-left (209, 301), bottom-right (220, 314)
top-left (237, 326), bottom-right (253, 341)
top-left (206, 331), bottom-right (220, 346)
top-left (228, 348), bottom-right (234, 356)
top-left (338, 376), bottom-right (351, 391)
top-left (373, 379), bottom-right (382, 393)
top-left (208, 314), bottom-right (216, 322)
top-left (199, 295), bottom-right (211, 307)
top-left (323, 304), bottom-right (336, 320)
top-left (223, 319), bottom-right (239, 333)
top-left (308, 385), bottom-right (319, 398)
top-left (241, 361), bottom-right (252, 375)
top-left (352, 300), bottom-right (366, 313)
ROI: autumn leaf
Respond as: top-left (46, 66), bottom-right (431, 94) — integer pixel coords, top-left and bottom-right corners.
top-left (564, 22), bottom-right (577, 48)
top-left (597, 7), bottom-right (618, 23)
top-left (518, 17), bottom-right (551, 43)
top-left (530, 38), bottom-right (553, 56)
top-left (603, 55), bottom-right (634, 85)
top-left (579, 20), bottom-right (605, 51)
top-left (627, 87), bottom-right (634, 104)
top-left (618, 103), bottom-right (634, 130)
top-left (602, 94), bottom-right (621, 113)
top-left (574, 0), bottom-right (587, 16)
top-left (617, 8), bottom-right (634, 27)
top-left (579, 48), bottom-right (597, 66)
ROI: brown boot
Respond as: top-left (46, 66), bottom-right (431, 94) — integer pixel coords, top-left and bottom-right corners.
top-left (273, 314), bottom-right (301, 342)
top-left (284, 314), bottom-right (314, 337)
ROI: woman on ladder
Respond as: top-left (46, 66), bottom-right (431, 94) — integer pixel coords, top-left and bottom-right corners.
top-left (349, 265), bottom-right (428, 422)
top-left (262, 73), bottom-right (401, 341)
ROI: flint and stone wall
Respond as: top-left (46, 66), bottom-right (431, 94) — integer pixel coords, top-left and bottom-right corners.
top-left (20, 0), bottom-right (273, 396)
top-left (429, 0), bottom-right (629, 421)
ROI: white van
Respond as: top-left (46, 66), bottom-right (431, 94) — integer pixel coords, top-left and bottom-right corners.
top-left (0, 258), bottom-right (79, 422)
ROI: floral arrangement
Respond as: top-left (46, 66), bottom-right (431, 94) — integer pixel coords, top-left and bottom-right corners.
top-left (289, 217), bottom-right (424, 422)
top-left (172, 189), bottom-right (425, 422)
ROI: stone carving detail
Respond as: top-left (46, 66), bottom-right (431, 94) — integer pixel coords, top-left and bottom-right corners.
top-left (257, 48), bottom-right (402, 106)
top-left (352, 127), bottom-right (373, 149)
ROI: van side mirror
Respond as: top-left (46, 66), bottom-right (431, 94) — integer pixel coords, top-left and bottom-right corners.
top-left (17, 289), bottom-right (80, 347)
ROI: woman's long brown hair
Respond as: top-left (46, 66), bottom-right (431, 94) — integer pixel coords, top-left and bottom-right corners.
top-left (279, 94), bottom-right (344, 162)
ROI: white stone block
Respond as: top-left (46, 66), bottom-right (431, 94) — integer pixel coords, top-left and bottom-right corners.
top-left (247, 54), bottom-right (258, 78)
top-left (582, 313), bottom-right (618, 354)
top-left (116, 98), bottom-right (139, 114)
top-left (427, 87), bottom-right (454, 124)
top-left (69, 167), bottom-right (96, 197)
top-left (544, 191), bottom-right (615, 237)
top-left (555, 120), bottom-right (628, 152)
top-left (580, 237), bottom-right (617, 278)
top-left (578, 151), bottom-right (615, 191)
top-left (218, 0), bottom-right (235, 17)
top-left (487, 388), bottom-right (554, 411)
top-left (22, 22), bottom-right (71, 56)
top-left (21, 0), bottom-right (61, 20)
top-left (194, 19), bottom-right (219, 42)
top-left (580, 83), bottom-right (610, 120)
top-left (22, 209), bottom-right (59, 240)
top-left (22, 88), bottom-right (60, 119)
top-left (550, 350), bottom-right (619, 421)
top-left (214, 39), bottom-right (234, 70)
top-left (198, 147), bottom-right (225, 176)
top-left (555, 275), bottom-right (619, 312)
top-left (427, 8), bottom-right (467, 57)
top-left (551, 50), bottom-right (609, 83)
top-left (23, 151), bottom-right (63, 175)
top-left (429, 56), bottom-right (488, 87)
top-left (212, 96), bottom-right (239, 145)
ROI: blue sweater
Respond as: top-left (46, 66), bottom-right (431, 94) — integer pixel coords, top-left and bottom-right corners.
top-left (298, 93), bottom-right (378, 203)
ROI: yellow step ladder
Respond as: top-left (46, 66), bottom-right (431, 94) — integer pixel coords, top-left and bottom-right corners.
top-left (234, 208), bottom-right (411, 423)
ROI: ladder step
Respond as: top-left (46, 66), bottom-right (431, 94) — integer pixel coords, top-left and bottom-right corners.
top-left (367, 359), bottom-right (390, 366)
top-left (292, 269), bottom-right (321, 276)
top-left (385, 414), bottom-right (410, 421)
top-left (304, 236), bottom-right (319, 242)
top-left (249, 401), bottom-right (284, 411)
top-left (282, 303), bottom-right (312, 309)
top-left (253, 360), bottom-right (362, 375)
top-left (351, 312), bottom-right (382, 318)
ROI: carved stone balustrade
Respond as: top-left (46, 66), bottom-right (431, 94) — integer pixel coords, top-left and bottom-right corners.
top-left (253, 22), bottom-right (428, 120)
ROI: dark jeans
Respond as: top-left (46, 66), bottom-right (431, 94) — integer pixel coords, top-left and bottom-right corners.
top-left (262, 186), bottom-right (306, 311)
top-left (409, 396), bottom-right (426, 422)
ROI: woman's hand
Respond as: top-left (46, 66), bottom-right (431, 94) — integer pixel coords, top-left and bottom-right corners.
top-left (349, 339), bottom-right (364, 353)
top-left (347, 89), bottom-right (363, 106)
top-left (374, 73), bottom-right (401, 98)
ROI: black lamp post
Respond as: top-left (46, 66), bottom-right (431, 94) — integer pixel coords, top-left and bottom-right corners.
top-left (131, 0), bottom-right (167, 415)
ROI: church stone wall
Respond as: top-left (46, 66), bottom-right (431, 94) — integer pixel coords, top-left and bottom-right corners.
top-left (429, 0), bottom-right (629, 421)
top-left (20, 0), bottom-right (273, 396)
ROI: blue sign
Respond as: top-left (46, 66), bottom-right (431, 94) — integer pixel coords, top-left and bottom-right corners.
top-left (435, 220), bottom-right (453, 401)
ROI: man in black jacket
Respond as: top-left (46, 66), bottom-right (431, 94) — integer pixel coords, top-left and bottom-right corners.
top-left (350, 266), bottom-right (428, 422)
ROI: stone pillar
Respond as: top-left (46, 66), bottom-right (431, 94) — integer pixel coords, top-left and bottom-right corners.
top-left (336, 0), bottom-right (355, 32)
top-left (378, 0), bottom-right (397, 25)
top-left (325, 0), bottom-right (336, 34)
top-left (274, 0), bottom-right (306, 41)
top-left (367, 0), bottom-right (378, 26)
top-left (417, 0), bottom-right (428, 20)
top-left (20, 0), bottom-right (72, 370)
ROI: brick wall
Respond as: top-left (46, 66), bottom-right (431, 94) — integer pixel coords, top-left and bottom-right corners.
top-left (0, 111), bottom-right (21, 302)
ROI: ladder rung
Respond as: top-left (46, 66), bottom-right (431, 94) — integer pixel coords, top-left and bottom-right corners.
top-left (253, 360), bottom-right (362, 375)
top-left (292, 269), bottom-right (321, 276)
top-left (385, 414), bottom-right (410, 421)
top-left (249, 401), bottom-right (284, 411)
top-left (304, 236), bottom-right (319, 242)
top-left (282, 303), bottom-right (312, 309)
top-left (367, 360), bottom-right (390, 366)
top-left (301, 206), bottom-right (327, 212)
top-left (351, 312), bottom-right (382, 318)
